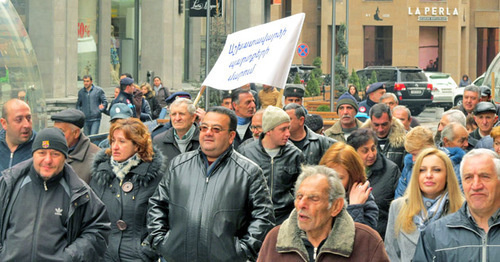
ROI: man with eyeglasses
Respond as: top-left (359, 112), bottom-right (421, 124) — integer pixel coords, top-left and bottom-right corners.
top-left (238, 106), bottom-right (304, 224)
top-left (148, 106), bottom-right (274, 261)
top-left (361, 103), bottom-right (406, 169)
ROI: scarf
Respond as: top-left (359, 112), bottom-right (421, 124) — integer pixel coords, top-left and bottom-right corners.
top-left (110, 153), bottom-right (141, 181)
top-left (237, 115), bottom-right (251, 125)
top-left (413, 192), bottom-right (448, 232)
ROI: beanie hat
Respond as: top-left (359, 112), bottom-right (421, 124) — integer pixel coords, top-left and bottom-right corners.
top-left (32, 127), bottom-right (68, 158)
top-left (305, 114), bottom-right (324, 133)
top-left (262, 106), bottom-right (290, 133)
top-left (336, 92), bottom-right (359, 113)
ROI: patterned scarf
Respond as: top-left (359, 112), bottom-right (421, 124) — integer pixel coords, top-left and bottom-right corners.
top-left (413, 192), bottom-right (448, 232)
top-left (110, 153), bottom-right (141, 181)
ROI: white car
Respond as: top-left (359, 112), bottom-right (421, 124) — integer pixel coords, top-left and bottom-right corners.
top-left (425, 72), bottom-right (459, 109)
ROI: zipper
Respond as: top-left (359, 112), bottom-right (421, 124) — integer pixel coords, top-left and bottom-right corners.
top-left (43, 181), bottom-right (48, 191)
top-left (482, 235), bottom-right (487, 262)
top-left (31, 185), bottom-right (44, 261)
top-left (313, 247), bottom-right (318, 260)
top-left (270, 157), bottom-right (274, 204)
top-left (9, 152), bottom-right (13, 169)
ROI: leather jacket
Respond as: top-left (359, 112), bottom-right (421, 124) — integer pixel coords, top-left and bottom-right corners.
top-left (300, 126), bottom-right (336, 165)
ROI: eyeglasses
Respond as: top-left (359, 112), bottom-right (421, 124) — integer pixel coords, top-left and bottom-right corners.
top-left (199, 125), bottom-right (227, 134)
top-left (250, 125), bottom-right (262, 131)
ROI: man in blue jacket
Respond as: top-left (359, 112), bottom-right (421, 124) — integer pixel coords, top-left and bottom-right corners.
top-left (76, 75), bottom-right (108, 135)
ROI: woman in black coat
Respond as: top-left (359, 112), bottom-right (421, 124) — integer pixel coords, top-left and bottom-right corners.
top-left (141, 82), bottom-right (162, 120)
top-left (91, 118), bottom-right (166, 261)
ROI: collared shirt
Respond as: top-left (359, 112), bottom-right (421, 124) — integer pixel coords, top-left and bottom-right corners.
top-left (466, 205), bottom-right (500, 236)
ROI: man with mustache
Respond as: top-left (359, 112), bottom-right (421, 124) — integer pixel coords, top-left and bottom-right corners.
top-left (258, 165), bottom-right (389, 261)
top-left (231, 88), bottom-right (257, 148)
top-left (0, 99), bottom-right (36, 173)
top-left (325, 92), bottom-right (363, 142)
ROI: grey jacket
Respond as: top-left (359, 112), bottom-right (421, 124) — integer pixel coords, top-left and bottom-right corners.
top-left (152, 124), bottom-right (200, 168)
top-left (76, 84), bottom-right (108, 121)
top-left (68, 133), bottom-right (100, 184)
top-left (324, 118), bottom-right (363, 143)
top-left (147, 148), bottom-right (275, 262)
top-left (300, 126), bottom-right (336, 165)
top-left (413, 203), bottom-right (500, 262)
top-left (238, 138), bottom-right (304, 224)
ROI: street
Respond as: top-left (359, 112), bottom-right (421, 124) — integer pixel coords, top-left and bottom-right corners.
top-left (414, 106), bottom-right (444, 133)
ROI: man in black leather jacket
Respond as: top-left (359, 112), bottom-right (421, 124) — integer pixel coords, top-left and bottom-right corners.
top-left (148, 106), bottom-right (274, 262)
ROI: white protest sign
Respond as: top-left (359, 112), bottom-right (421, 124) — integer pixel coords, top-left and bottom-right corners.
top-left (202, 13), bottom-right (305, 90)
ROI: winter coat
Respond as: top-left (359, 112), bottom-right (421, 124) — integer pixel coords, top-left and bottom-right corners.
top-left (238, 138), bottom-right (304, 224)
top-left (300, 126), bottom-right (336, 165)
top-left (357, 97), bottom-right (376, 119)
top-left (147, 148), bottom-right (275, 262)
top-left (144, 91), bottom-right (161, 120)
top-left (90, 149), bottom-right (166, 262)
top-left (257, 209), bottom-right (389, 262)
top-left (76, 84), bottom-right (108, 121)
top-left (233, 124), bottom-right (253, 149)
top-left (152, 124), bottom-right (200, 168)
top-left (0, 129), bottom-right (35, 173)
top-left (361, 117), bottom-right (407, 169)
top-left (110, 90), bottom-right (151, 121)
top-left (258, 88), bottom-right (281, 109)
top-left (347, 193), bottom-right (379, 230)
top-left (155, 85), bottom-right (170, 108)
top-left (413, 203), bottom-right (500, 262)
top-left (324, 118), bottom-right (364, 143)
top-left (68, 133), bottom-right (100, 184)
top-left (367, 152), bottom-right (401, 239)
top-left (0, 159), bottom-right (110, 261)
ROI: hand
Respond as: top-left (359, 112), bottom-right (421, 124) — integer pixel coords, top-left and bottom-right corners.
top-left (98, 104), bottom-right (104, 110)
top-left (349, 181), bottom-right (371, 205)
top-left (196, 108), bottom-right (206, 122)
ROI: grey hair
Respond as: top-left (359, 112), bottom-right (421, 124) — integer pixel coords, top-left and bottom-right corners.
top-left (460, 149), bottom-right (500, 179)
top-left (380, 93), bottom-right (398, 103)
top-left (464, 85), bottom-right (480, 96)
top-left (254, 108), bottom-right (265, 117)
top-left (392, 105), bottom-right (411, 119)
top-left (170, 97), bottom-right (196, 115)
top-left (441, 122), bottom-right (465, 141)
top-left (294, 165), bottom-right (346, 208)
top-left (442, 109), bottom-right (466, 127)
top-left (283, 103), bottom-right (306, 119)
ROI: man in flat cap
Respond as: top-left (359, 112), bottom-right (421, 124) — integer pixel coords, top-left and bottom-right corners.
top-left (468, 102), bottom-right (498, 147)
top-left (0, 128), bottom-right (110, 261)
top-left (358, 82), bottom-right (386, 118)
top-left (52, 108), bottom-right (100, 183)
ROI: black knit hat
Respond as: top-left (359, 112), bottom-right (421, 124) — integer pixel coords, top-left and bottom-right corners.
top-left (32, 128), bottom-right (68, 158)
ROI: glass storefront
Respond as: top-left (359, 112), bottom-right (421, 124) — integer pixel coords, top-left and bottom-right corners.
top-left (78, 0), bottom-right (99, 84)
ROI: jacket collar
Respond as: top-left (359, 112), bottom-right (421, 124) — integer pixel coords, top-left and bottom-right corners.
top-left (68, 134), bottom-right (91, 162)
top-left (276, 208), bottom-right (355, 259)
top-left (361, 117), bottom-right (406, 148)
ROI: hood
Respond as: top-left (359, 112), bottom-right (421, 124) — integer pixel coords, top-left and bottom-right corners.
top-left (361, 117), bottom-right (406, 148)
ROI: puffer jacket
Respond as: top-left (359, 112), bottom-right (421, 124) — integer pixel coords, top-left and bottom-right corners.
top-left (238, 139), bottom-right (304, 224)
top-left (257, 209), bottom-right (389, 262)
top-left (90, 149), bottom-right (165, 262)
top-left (413, 203), bottom-right (500, 262)
top-left (367, 152), bottom-right (401, 239)
top-left (361, 117), bottom-right (407, 169)
top-left (0, 159), bottom-right (111, 261)
top-left (324, 119), bottom-right (364, 143)
top-left (301, 126), bottom-right (336, 165)
top-left (147, 148), bottom-right (275, 262)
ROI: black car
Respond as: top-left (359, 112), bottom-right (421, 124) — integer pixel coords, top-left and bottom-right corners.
top-left (356, 66), bottom-right (433, 116)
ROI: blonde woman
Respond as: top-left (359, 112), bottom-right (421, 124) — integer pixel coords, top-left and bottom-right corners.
top-left (141, 82), bottom-right (161, 119)
top-left (385, 148), bottom-right (464, 261)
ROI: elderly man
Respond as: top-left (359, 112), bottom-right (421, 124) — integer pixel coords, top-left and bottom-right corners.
top-left (358, 82), bottom-right (386, 117)
top-left (361, 103), bottom-right (406, 168)
top-left (153, 98), bottom-right (200, 167)
top-left (148, 107), bottom-right (275, 261)
top-left (441, 122), bottom-right (470, 151)
top-left (284, 103), bottom-right (335, 165)
top-left (325, 92), bottom-right (363, 142)
top-left (257, 165), bottom-right (389, 261)
top-left (453, 85), bottom-right (480, 116)
top-left (413, 149), bottom-right (500, 261)
top-left (238, 106), bottom-right (304, 224)
top-left (238, 109), bottom-right (265, 150)
top-left (0, 99), bottom-right (36, 172)
top-left (392, 105), bottom-right (413, 131)
top-left (380, 93), bottom-right (398, 110)
top-left (76, 75), bottom-right (108, 135)
top-left (434, 109), bottom-right (467, 145)
top-left (0, 128), bottom-right (110, 261)
top-left (231, 89), bottom-right (257, 148)
top-left (51, 108), bottom-right (100, 183)
top-left (469, 102), bottom-right (498, 147)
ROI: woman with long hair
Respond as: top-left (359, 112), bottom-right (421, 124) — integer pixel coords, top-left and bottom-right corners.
top-left (320, 142), bottom-right (379, 229)
top-left (385, 148), bottom-right (464, 261)
top-left (141, 82), bottom-right (161, 119)
top-left (91, 118), bottom-right (166, 261)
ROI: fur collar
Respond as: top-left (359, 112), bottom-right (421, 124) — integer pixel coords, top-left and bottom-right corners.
top-left (276, 209), bottom-right (355, 259)
top-left (91, 147), bottom-right (166, 187)
top-left (361, 117), bottom-right (406, 148)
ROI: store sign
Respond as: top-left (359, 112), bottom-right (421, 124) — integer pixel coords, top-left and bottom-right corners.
top-left (418, 16), bottom-right (448, 21)
top-left (408, 7), bottom-right (459, 16)
top-left (190, 0), bottom-right (223, 17)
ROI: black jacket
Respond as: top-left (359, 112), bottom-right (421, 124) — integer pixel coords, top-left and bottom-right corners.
top-left (233, 124), bottom-right (253, 149)
top-left (91, 149), bottom-right (166, 261)
top-left (238, 138), bottom-right (304, 224)
top-left (299, 126), bottom-right (336, 165)
top-left (144, 91), bottom-right (161, 120)
top-left (153, 124), bottom-right (200, 167)
top-left (0, 159), bottom-right (111, 261)
top-left (147, 148), bottom-right (275, 262)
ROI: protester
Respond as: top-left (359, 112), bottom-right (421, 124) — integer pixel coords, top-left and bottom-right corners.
top-left (441, 122), bottom-right (469, 151)
top-left (148, 106), bottom-right (274, 261)
top-left (349, 84), bottom-right (362, 101)
top-left (385, 148), bottom-right (464, 261)
top-left (231, 88), bottom-right (257, 148)
top-left (76, 75), bottom-right (108, 135)
top-left (434, 109), bottom-right (467, 146)
top-left (325, 92), bottom-right (363, 142)
top-left (469, 102), bottom-right (498, 147)
top-left (141, 82), bottom-right (162, 119)
top-left (153, 76), bottom-right (170, 109)
top-left (304, 114), bottom-right (324, 135)
top-left (453, 85), bottom-right (480, 116)
top-left (257, 165), bottom-right (389, 261)
top-left (319, 142), bottom-right (379, 229)
top-left (0, 128), bottom-right (110, 261)
top-left (380, 93), bottom-right (398, 111)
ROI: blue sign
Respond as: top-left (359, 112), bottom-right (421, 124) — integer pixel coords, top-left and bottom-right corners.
top-left (297, 43), bottom-right (309, 57)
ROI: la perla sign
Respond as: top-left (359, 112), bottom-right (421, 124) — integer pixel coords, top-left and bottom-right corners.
top-left (408, 7), bottom-right (459, 16)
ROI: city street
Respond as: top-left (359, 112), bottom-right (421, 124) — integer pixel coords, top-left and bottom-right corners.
top-left (414, 106), bottom-right (444, 133)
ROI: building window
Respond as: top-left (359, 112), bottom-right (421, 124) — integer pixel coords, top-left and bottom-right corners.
top-left (363, 26), bottom-right (392, 67)
top-left (477, 28), bottom-right (499, 76)
top-left (78, 0), bottom-right (99, 84)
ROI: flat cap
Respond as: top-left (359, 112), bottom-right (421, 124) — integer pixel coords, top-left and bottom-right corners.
top-left (110, 103), bottom-right (133, 121)
top-left (366, 82), bottom-right (385, 95)
top-left (474, 101), bottom-right (497, 115)
top-left (165, 91), bottom-right (192, 104)
top-left (284, 84), bottom-right (305, 98)
top-left (480, 86), bottom-right (491, 97)
top-left (120, 77), bottom-right (134, 85)
top-left (51, 108), bottom-right (85, 128)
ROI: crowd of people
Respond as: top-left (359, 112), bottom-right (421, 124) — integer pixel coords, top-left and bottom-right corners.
top-left (0, 77), bottom-right (500, 261)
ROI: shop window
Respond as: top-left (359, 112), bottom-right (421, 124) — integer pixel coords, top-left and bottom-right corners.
top-left (78, 0), bottom-right (99, 84)
top-left (419, 27), bottom-right (442, 72)
top-left (363, 26), bottom-right (392, 67)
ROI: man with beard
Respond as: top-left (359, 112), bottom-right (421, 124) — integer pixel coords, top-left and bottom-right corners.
top-left (325, 92), bottom-right (363, 142)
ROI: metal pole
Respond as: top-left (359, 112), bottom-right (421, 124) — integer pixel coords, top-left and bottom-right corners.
top-left (330, 0), bottom-right (336, 112)
top-left (345, 0), bottom-right (349, 89)
top-left (205, 0), bottom-right (211, 109)
top-left (232, 0), bottom-right (236, 32)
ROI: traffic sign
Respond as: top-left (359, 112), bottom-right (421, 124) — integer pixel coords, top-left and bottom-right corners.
top-left (297, 43), bottom-right (309, 58)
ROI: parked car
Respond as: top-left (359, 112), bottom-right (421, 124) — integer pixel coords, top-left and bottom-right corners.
top-left (356, 66), bottom-right (433, 116)
top-left (473, 73), bottom-right (485, 86)
top-left (425, 72), bottom-right (459, 109)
